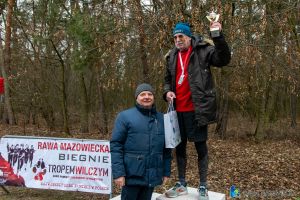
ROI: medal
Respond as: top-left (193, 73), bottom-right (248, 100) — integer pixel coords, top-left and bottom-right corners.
top-left (178, 74), bottom-right (184, 85)
top-left (177, 47), bottom-right (191, 86)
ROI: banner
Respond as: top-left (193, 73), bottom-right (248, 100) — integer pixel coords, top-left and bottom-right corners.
top-left (0, 135), bottom-right (111, 194)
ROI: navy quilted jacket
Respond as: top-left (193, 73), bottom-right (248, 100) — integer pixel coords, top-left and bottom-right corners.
top-left (110, 104), bottom-right (172, 187)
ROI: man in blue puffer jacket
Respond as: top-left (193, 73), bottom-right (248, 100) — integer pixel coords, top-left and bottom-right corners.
top-left (111, 83), bottom-right (172, 200)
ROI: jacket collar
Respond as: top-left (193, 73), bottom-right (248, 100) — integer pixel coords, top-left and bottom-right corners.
top-left (191, 35), bottom-right (205, 47)
top-left (135, 103), bottom-right (157, 116)
top-left (169, 35), bottom-right (204, 56)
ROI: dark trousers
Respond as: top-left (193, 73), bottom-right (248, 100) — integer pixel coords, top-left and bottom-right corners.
top-left (121, 185), bottom-right (154, 200)
top-left (176, 111), bottom-right (208, 186)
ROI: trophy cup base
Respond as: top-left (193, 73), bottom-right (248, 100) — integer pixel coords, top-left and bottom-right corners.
top-left (210, 28), bottom-right (220, 38)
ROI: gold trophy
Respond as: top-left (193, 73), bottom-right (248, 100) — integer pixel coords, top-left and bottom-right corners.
top-left (206, 11), bottom-right (220, 38)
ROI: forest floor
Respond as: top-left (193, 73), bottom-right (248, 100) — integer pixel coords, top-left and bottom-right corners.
top-left (0, 124), bottom-right (299, 200)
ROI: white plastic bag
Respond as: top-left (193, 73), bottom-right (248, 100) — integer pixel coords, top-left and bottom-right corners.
top-left (164, 101), bottom-right (181, 148)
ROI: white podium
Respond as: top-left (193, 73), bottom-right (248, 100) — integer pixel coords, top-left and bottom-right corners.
top-left (110, 187), bottom-right (225, 200)
top-left (110, 192), bottom-right (161, 200)
top-left (156, 187), bottom-right (226, 200)
top-left (156, 187), bottom-right (225, 200)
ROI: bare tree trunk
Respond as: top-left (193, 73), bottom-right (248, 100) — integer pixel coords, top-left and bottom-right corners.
top-left (71, 0), bottom-right (89, 133)
top-left (255, 2), bottom-right (281, 141)
top-left (40, 105), bottom-right (55, 131)
top-left (61, 61), bottom-right (70, 134)
top-left (51, 40), bottom-right (70, 135)
top-left (255, 89), bottom-right (268, 140)
top-left (290, 93), bottom-right (297, 128)
top-left (79, 72), bottom-right (89, 133)
top-left (96, 64), bottom-right (108, 135)
top-left (4, 0), bottom-right (14, 73)
top-left (214, 1), bottom-right (233, 139)
top-left (286, 2), bottom-right (299, 129)
top-left (215, 70), bottom-right (230, 139)
top-left (1, 0), bottom-right (15, 125)
top-left (255, 62), bottom-right (273, 140)
top-left (132, 0), bottom-right (149, 82)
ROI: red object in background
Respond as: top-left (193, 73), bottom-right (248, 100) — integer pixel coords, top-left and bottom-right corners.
top-left (0, 154), bottom-right (25, 186)
top-left (0, 77), bottom-right (4, 94)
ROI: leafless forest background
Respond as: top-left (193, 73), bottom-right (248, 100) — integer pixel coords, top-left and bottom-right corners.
top-left (0, 0), bottom-right (299, 139)
top-left (0, 0), bottom-right (299, 199)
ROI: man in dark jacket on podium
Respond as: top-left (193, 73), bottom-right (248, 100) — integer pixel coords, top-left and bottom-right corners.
top-left (163, 22), bottom-right (231, 200)
top-left (111, 83), bottom-right (172, 200)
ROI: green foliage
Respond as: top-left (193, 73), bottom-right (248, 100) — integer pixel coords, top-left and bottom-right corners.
top-left (67, 13), bottom-right (93, 45)
top-left (66, 12), bottom-right (116, 71)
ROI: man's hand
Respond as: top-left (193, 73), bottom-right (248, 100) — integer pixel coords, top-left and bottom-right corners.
top-left (114, 176), bottom-right (125, 188)
top-left (166, 91), bottom-right (176, 102)
top-left (162, 176), bottom-right (169, 185)
top-left (210, 21), bottom-right (222, 31)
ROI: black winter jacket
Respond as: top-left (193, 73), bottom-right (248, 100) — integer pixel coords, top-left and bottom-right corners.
top-left (163, 35), bottom-right (231, 126)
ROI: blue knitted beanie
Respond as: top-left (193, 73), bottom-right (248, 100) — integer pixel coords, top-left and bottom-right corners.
top-left (173, 22), bottom-right (192, 37)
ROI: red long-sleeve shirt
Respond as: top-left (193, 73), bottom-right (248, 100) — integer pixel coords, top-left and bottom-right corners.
top-left (175, 46), bottom-right (194, 112)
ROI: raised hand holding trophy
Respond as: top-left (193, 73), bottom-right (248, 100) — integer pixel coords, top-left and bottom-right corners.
top-left (206, 11), bottom-right (221, 38)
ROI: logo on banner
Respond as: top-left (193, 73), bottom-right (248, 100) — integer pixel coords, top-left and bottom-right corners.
top-left (32, 158), bottom-right (47, 181)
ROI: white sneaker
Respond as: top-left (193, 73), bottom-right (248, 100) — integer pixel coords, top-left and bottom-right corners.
top-left (165, 182), bottom-right (188, 198)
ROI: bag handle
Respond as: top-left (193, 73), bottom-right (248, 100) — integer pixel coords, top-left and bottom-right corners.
top-left (167, 100), bottom-right (175, 113)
